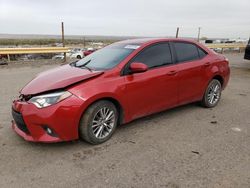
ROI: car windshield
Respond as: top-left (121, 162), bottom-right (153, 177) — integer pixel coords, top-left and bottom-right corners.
top-left (74, 46), bottom-right (135, 70)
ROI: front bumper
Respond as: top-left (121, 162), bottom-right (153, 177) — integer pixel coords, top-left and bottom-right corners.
top-left (12, 120), bottom-right (62, 142)
top-left (11, 95), bottom-right (85, 143)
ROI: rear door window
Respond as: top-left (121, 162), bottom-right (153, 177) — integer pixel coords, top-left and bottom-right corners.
top-left (174, 42), bottom-right (200, 62)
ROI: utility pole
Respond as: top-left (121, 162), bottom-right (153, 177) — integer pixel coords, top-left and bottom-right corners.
top-left (176, 27), bottom-right (179, 38)
top-left (61, 22), bottom-right (66, 62)
top-left (197, 27), bottom-right (201, 42)
top-left (83, 36), bottom-right (86, 48)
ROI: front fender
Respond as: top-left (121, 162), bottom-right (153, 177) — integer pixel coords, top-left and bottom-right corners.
top-left (71, 91), bottom-right (129, 133)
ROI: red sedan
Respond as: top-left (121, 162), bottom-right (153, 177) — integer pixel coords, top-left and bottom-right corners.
top-left (12, 38), bottom-right (230, 144)
top-left (83, 48), bottom-right (96, 56)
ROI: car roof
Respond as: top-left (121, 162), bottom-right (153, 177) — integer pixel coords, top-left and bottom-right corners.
top-left (111, 37), bottom-right (211, 53)
top-left (116, 38), bottom-right (199, 45)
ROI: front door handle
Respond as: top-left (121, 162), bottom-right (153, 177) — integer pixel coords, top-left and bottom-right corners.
top-left (166, 70), bottom-right (178, 76)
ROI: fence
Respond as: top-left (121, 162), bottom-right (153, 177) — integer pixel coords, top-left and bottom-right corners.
top-left (0, 47), bottom-right (69, 61)
top-left (205, 43), bottom-right (246, 52)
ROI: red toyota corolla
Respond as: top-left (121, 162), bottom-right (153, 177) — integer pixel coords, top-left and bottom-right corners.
top-left (12, 38), bottom-right (230, 144)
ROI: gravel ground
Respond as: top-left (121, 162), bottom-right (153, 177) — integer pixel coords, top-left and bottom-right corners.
top-left (0, 53), bottom-right (249, 188)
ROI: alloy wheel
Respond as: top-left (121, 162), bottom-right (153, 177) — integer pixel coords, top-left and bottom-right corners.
top-left (92, 107), bottom-right (115, 139)
top-left (207, 82), bottom-right (221, 105)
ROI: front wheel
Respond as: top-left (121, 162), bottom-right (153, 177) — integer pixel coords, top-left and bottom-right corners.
top-left (79, 100), bottom-right (118, 144)
top-left (201, 79), bottom-right (222, 108)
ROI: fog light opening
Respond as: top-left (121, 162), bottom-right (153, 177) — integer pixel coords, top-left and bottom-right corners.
top-left (43, 126), bottom-right (58, 137)
top-left (47, 127), bottom-right (52, 135)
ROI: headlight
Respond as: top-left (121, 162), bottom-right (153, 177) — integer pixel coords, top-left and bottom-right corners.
top-left (29, 91), bottom-right (72, 108)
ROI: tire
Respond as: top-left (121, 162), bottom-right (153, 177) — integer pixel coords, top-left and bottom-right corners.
top-left (76, 55), bottom-right (81, 59)
top-left (201, 79), bottom-right (222, 108)
top-left (79, 100), bottom-right (118, 144)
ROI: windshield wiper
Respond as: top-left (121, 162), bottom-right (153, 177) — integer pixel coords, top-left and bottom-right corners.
top-left (74, 60), bottom-right (92, 71)
top-left (81, 65), bottom-right (92, 71)
top-left (70, 60), bottom-right (78, 67)
top-left (77, 59), bottom-right (91, 67)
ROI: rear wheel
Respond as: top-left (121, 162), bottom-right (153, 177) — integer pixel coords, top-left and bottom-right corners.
top-left (201, 79), bottom-right (222, 108)
top-left (79, 100), bottom-right (118, 144)
top-left (76, 55), bottom-right (81, 59)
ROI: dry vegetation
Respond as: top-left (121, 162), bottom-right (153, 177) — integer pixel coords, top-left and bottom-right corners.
top-left (0, 38), bottom-right (116, 47)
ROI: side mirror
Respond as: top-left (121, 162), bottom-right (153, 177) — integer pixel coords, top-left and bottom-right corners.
top-left (129, 62), bottom-right (148, 74)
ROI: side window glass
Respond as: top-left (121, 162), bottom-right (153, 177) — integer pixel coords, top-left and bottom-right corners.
top-left (198, 47), bottom-right (207, 59)
top-left (132, 43), bottom-right (172, 68)
top-left (174, 42), bottom-right (200, 62)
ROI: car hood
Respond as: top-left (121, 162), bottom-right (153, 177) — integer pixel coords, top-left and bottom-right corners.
top-left (21, 64), bottom-right (103, 95)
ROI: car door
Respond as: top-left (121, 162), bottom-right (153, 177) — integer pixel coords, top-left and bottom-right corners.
top-left (122, 43), bottom-right (179, 120)
top-left (172, 42), bottom-right (208, 105)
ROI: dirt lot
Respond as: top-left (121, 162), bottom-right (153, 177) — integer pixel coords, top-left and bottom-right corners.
top-left (0, 53), bottom-right (250, 188)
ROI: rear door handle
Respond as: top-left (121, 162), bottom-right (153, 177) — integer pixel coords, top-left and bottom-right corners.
top-left (166, 70), bottom-right (178, 76)
top-left (204, 62), bottom-right (211, 67)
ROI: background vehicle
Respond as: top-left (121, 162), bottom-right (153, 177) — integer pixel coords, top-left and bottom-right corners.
top-left (52, 54), bottom-right (65, 60)
top-left (52, 48), bottom-right (84, 60)
top-left (69, 48), bottom-right (84, 59)
top-left (12, 38), bottom-right (230, 145)
top-left (0, 54), bottom-right (7, 59)
top-left (0, 59), bottom-right (7, 65)
top-left (83, 48), bottom-right (96, 56)
top-left (18, 54), bottom-right (50, 60)
top-left (244, 38), bottom-right (250, 60)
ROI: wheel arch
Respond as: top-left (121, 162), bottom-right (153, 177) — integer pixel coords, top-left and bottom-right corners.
top-left (201, 73), bottom-right (224, 101)
top-left (212, 74), bottom-right (224, 88)
top-left (97, 97), bottom-right (124, 125)
top-left (78, 95), bottom-right (125, 128)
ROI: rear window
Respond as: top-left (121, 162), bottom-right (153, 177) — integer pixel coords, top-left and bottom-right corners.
top-left (198, 47), bottom-right (207, 59)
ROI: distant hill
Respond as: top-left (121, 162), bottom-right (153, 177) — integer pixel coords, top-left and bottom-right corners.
top-left (0, 33), bottom-right (147, 41)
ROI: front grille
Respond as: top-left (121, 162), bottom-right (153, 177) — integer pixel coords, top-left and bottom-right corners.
top-left (12, 108), bottom-right (30, 134)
